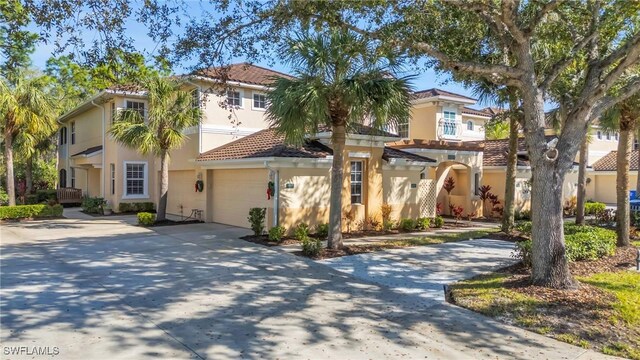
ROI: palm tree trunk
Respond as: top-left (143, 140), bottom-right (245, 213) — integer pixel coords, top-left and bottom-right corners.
top-left (25, 155), bottom-right (34, 194)
top-left (616, 125), bottom-right (631, 247)
top-left (502, 115), bottom-right (518, 233)
top-left (575, 138), bottom-right (589, 225)
top-left (328, 124), bottom-right (346, 249)
top-left (157, 151), bottom-right (169, 222)
top-left (4, 128), bottom-right (16, 206)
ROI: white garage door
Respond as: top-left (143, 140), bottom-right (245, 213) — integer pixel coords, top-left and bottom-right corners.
top-left (211, 169), bottom-right (270, 228)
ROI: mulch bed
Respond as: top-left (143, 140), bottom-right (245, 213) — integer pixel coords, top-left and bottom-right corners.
top-left (148, 219), bottom-right (203, 227)
top-left (294, 243), bottom-right (403, 260)
top-left (240, 235), bottom-right (300, 247)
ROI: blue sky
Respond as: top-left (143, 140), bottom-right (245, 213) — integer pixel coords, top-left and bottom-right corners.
top-left (27, 7), bottom-right (490, 109)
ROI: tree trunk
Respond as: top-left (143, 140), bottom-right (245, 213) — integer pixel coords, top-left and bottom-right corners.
top-left (502, 114), bottom-right (519, 233)
top-left (575, 138), bottom-right (589, 225)
top-left (157, 151), bottom-right (169, 222)
top-left (520, 83), bottom-right (575, 289)
top-left (616, 126), bottom-right (631, 247)
top-left (4, 129), bottom-right (16, 206)
top-left (25, 155), bottom-right (34, 194)
top-left (328, 124), bottom-right (346, 249)
top-left (529, 162), bottom-right (576, 288)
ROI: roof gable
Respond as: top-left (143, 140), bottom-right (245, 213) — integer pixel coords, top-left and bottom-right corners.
top-left (592, 150), bottom-right (639, 171)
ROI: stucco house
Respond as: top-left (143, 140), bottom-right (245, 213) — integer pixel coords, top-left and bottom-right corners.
top-left (56, 62), bottom-right (634, 231)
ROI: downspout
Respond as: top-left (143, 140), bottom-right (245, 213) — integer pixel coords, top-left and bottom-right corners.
top-left (91, 100), bottom-right (106, 197)
top-left (265, 161), bottom-right (280, 227)
top-left (184, 79), bottom-right (203, 154)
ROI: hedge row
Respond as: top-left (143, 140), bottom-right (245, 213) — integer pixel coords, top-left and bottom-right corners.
top-left (0, 204), bottom-right (64, 220)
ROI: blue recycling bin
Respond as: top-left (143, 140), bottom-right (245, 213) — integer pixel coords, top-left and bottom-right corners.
top-left (631, 190), bottom-right (637, 200)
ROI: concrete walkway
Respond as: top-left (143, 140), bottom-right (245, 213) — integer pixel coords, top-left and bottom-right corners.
top-left (0, 216), bottom-right (617, 359)
top-left (320, 239), bottom-right (515, 302)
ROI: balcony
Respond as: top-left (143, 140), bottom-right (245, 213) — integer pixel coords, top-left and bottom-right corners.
top-left (437, 119), bottom-right (461, 140)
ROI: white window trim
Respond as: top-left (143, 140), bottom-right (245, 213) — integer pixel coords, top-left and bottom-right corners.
top-left (71, 122), bottom-right (76, 144)
top-left (124, 99), bottom-right (147, 120)
top-left (350, 161), bottom-right (364, 205)
top-left (122, 161), bottom-right (149, 200)
top-left (396, 120), bottom-right (409, 139)
top-left (251, 91), bottom-right (267, 111)
top-left (226, 89), bottom-right (244, 109)
top-left (110, 163), bottom-right (115, 195)
top-left (466, 120), bottom-right (474, 131)
top-left (70, 167), bottom-right (76, 188)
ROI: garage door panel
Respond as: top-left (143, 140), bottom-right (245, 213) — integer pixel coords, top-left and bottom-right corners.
top-left (212, 169), bottom-right (270, 228)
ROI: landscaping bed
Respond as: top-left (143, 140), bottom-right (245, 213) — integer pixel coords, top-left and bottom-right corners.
top-left (293, 229), bottom-right (500, 259)
top-left (449, 246), bottom-right (640, 359)
top-left (240, 234), bottom-right (301, 247)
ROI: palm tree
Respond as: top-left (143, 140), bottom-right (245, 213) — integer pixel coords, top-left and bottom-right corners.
top-left (109, 76), bottom-right (201, 221)
top-left (600, 93), bottom-right (640, 247)
top-left (0, 76), bottom-right (56, 206)
top-left (266, 31), bottom-right (413, 249)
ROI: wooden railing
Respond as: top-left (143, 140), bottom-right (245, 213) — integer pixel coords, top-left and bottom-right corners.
top-left (57, 188), bottom-right (83, 204)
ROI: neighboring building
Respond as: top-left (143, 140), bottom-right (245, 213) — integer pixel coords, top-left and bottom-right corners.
top-left (588, 150), bottom-right (639, 204)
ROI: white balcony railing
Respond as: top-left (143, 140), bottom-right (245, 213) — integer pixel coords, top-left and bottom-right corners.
top-left (437, 118), bottom-right (461, 140)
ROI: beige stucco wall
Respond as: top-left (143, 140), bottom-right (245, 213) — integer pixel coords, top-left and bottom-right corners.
top-left (409, 105), bottom-right (438, 140)
top-left (278, 168), bottom-right (331, 230)
top-left (382, 169), bottom-right (422, 220)
top-left (587, 172), bottom-right (639, 204)
top-left (165, 170), bottom-right (207, 218)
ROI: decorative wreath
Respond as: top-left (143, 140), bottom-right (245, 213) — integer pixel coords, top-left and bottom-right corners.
top-left (195, 180), bottom-right (204, 192)
top-left (267, 181), bottom-right (275, 200)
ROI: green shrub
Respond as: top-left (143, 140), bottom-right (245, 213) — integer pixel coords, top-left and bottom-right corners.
top-left (515, 221), bottom-right (532, 235)
top-left (294, 223), bottom-right (310, 240)
top-left (35, 189), bottom-right (57, 203)
top-left (301, 236), bottom-right (322, 257)
top-left (514, 225), bottom-right (616, 266)
top-left (118, 202), bottom-right (155, 213)
top-left (24, 194), bottom-right (39, 204)
top-left (584, 202), bottom-right (606, 216)
top-left (0, 204), bottom-right (63, 220)
top-left (514, 210), bottom-right (531, 221)
top-left (416, 217), bottom-right (431, 230)
top-left (247, 207), bottom-right (266, 236)
top-left (433, 216), bottom-right (444, 228)
top-left (314, 223), bottom-right (329, 238)
top-left (398, 218), bottom-right (416, 231)
top-left (268, 226), bottom-right (286, 243)
top-left (137, 212), bottom-right (155, 226)
top-left (82, 197), bottom-right (105, 214)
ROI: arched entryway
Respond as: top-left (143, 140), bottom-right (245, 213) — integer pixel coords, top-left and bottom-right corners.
top-left (59, 169), bottom-right (67, 188)
top-left (431, 161), bottom-right (481, 217)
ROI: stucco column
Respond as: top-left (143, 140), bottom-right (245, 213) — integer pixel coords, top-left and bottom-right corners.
top-left (366, 148), bottom-right (384, 222)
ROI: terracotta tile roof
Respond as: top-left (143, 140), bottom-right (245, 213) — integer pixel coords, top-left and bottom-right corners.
top-left (197, 129), bottom-right (332, 161)
top-left (480, 138), bottom-right (531, 167)
top-left (412, 88), bottom-right (477, 102)
top-left (462, 107), bottom-right (492, 117)
top-left (592, 150), bottom-right (639, 171)
top-left (382, 147), bottom-right (436, 163)
top-left (192, 62), bottom-right (293, 86)
top-left (317, 124), bottom-right (399, 138)
top-left (388, 139), bottom-right (484, 152)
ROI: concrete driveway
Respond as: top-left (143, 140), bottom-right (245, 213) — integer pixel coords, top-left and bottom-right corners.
top-left (0, 216), bottom-right (615, 359)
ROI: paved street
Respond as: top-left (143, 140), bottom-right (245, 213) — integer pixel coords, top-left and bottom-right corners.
top-left (0, 214), bottom-right (617, 359)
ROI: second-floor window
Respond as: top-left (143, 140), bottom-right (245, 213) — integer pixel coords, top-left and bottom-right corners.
top-left (605, 132), bottom-right (611, 141)
top-left (443, 111), bottom-right (456, 136)
top-left (71, 122), bottom-right (76, 144)
top-left (467, 121), bottom-right (474, 131)
top-left (350, 161), bottom-right (363, 204)
top-left (59, 127), bottom-right (67, 145)
top-left (227, 90), bottom-right (242, 107)
top-left (253, 93), bottom-right (267, 110)
top-left (397, 121), bottom-right (409, 138)
top-left (191, 89), bottom-right (200, 109)
top-left (110, 102), bottom-right (116, 124)
top-left (126, 101), bottom-right (145, 118)
top-left (597, 131), bottom-right (602, 140)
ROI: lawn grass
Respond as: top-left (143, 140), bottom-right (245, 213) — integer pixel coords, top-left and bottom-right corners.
top-left (383, 229), bottom-right (500, 247)
top-left (451, 270), bottom-right (640, 359)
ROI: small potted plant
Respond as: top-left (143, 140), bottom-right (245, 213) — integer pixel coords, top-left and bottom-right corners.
top-left (102, 200), bottom-right (112, 216)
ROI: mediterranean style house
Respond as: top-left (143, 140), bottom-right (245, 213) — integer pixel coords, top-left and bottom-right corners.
top-left (56, 63), bottom-right (633, 230)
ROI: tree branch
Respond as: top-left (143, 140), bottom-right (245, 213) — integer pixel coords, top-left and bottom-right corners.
top-left (524, 0), bottom-right (560, 36)
top-left (592, 76), bottom-right (640, 119)
top-left (501, 0), bottom-right (527, 44)
top-left (599, 29), bottom-right (640, 71)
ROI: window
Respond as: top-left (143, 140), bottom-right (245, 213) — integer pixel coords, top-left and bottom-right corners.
top-left (397, 121), bottom-right (409, 138)
top-left (227, 90), bottom-right (242, 107)
top-left (110, 102), bottom-right (116, 124)
top-left (467, 120), bottom-right (474, 131)
top-left (634, 137), bottom-right (639, 150)
top-left (615, 132), bottom-right (619, 141)
top-left (71, 122), bottom-right (75, 144)
top-left (70, 167), bottom-right (76, 188)
top-left (110, 163), bottom-right (115, 195)
top-left (191, 89), bottom-right (200, 109)
top-left (59, 127), bottom-right (67, 145)
top-left (443, 111), bottom-right (457, 136)
top-left (126, 101), bottom-right (145, 118)
top-left (474, 173), bottom-right (480, 196)
top-left (350, 161), bottom-right (363, 204)
top-left (252, 92), bottom-right (267, 110)
top-left (124, 162), bottom-right (147, 198)
top-left (597, 131), bottom-right (602, 140)
top-left (59, 169), bottom-right (67, 188)
top-left (605, 132), bottom-right (611, 141)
